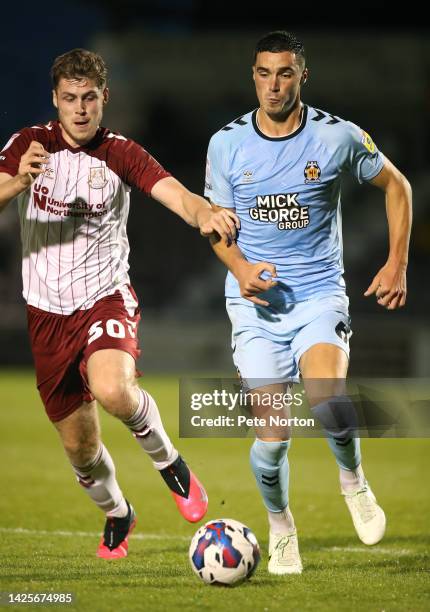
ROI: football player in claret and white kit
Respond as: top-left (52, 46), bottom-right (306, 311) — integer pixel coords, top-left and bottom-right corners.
top-left (0, 48), bottom-right (240, 559)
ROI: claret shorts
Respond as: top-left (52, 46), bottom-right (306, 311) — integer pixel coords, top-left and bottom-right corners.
top-left (27, 285), bottom-right (141, 422)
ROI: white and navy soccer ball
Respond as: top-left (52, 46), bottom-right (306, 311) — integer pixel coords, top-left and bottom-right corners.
top-left (189, 518), bottom-right (260, 586)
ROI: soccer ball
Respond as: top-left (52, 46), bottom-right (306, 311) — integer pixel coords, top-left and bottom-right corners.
top-left (189, 518), bottom-right (260, 586)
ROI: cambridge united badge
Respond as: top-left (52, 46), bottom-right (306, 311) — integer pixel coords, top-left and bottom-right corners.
top-left (304, 161), bottom-right (321, 183)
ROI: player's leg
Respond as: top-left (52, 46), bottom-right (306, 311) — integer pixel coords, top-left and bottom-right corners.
top-left (53, 399), bottom-right (124, 512)
top-left (86, 347), bottom-right (207, 523)
top-left (26, 303), bottom-right (135, 558)
top-left (247, 382), bottom-right (302, 575)
top-left (53, 401), bottom-right (136, 559)
top-left (248, 382), bottom-right (292, 526)
top-left (226, 296), bottom-right (302, 574)
top-left (299, 343), bottom-right (363, 480)
top-left (295, 298), bottom-right (386, 545)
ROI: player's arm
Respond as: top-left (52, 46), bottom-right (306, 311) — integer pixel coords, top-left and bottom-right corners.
top-left (150, 176), bottom-right (240, 244)
top-left (118, 139), bottom-right (239, 243)
top-left (0, 141), bottom-right (50, 213)
top-left (364, 157), bottom-right (412, 309)
top-left (0, 173), bottom-right (22, 213)
top-left (209, 202), bottom-right (277, 307)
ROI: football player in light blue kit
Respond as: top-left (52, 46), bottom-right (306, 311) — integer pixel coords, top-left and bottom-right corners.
top-left (205, 31), bottom-right (412, 575)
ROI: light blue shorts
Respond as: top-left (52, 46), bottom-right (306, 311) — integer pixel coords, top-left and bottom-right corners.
top-left (226, 291), bottom-right (351, 389)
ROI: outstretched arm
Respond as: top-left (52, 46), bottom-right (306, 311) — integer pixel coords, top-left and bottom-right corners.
top-left (364, 157), bottom-right (412, 310)
top-left (150, 176), bottom-right (240, 244)
top-left (209, 203), bottom-right (277, 307)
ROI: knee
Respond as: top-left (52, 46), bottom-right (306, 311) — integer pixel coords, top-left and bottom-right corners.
top-left (251, 439), bottom-right (290, 469)
top-left (311, 395), bottom-right (358, 438)
top-left (91, 380), bottom-right (137, 418)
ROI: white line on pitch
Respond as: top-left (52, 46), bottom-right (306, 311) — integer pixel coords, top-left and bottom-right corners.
top-left (0, 527), bottom-right (189, 541)
top-left (0, 529), bottom-right (418, 555)
top-left (327, 546), bottom-right (414, 555)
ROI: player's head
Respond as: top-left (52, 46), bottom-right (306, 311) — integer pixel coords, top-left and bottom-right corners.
top-left (253, 31), bottom-right (308, 119)
top-left (51, 49), bottom-right (109, 147)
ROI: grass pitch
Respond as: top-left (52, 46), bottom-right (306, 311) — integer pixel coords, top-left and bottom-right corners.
top-left (0, 371), bottom-right (429, 611)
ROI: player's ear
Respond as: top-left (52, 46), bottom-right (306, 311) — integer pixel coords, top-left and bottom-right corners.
top-left (103, 87), bottom-right (109, 105)
top-left (252, 65), bottom-right (256, 82)
top-left (52, 89), bottom-right (58, 109)
top-left (300, 68), bottom-right (308, 86)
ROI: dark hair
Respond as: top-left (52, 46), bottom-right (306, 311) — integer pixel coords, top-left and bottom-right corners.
top-left (51, 48), bottom-right (107, 89)
top-left (253, 31), bottom-right (305, 67)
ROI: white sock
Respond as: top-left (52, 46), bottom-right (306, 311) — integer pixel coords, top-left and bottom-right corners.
top-left (123, 388), bottom-right (178, 470)
top-left (72, 444), bottom-right (128, 517)
top-left (340, 463), bottom-right (366, 493)
top-left (268, 505), bottom-right (296, 535)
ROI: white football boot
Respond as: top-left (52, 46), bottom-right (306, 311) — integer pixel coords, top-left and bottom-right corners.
top-left (343, 482), bottom-right (386, 545)
top-left (268, 531), bottom-right (303, 575)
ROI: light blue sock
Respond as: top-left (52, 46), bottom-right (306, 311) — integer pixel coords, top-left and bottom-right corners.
top-left (312, 395), bottom-right (361, 470)
top-left (250, 439), bottom-right (290, 513)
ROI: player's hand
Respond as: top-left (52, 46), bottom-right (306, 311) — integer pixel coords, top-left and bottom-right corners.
top-left (364, 260), bottom-right (407, 309)
top-left (199, 208), bottom-right (240, 244)
top-left (234, 260), bottom-right (278, 306)
top-left (17, 141), bottom-right (50, 187)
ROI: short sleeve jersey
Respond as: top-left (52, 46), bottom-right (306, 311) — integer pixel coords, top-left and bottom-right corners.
top-left (0, 121), bottom-right (170, 314)
top-left (205, 105), bottom-right (384, 301)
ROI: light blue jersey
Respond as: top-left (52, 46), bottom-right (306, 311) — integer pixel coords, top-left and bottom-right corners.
top-left (205, 105), bottom-right (384, 301)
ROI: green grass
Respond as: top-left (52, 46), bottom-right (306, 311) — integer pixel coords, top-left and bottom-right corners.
top-left (0, 371), bottom-right (429, 611)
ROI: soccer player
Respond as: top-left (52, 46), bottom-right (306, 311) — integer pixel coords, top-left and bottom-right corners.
top-left (0, 49), bottom-right (239, 559)
top-left (205, 31), bottom-right (412, 574)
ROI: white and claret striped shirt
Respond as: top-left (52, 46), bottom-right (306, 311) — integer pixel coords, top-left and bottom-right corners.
top-left (0, 121), bottom-right (170, 314)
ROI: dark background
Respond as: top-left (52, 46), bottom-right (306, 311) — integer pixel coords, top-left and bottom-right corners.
top-left (0, 1), bottom-right (429, 375)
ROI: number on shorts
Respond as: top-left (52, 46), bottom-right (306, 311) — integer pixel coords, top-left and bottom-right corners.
top-left (88, 319), bottom-right (133, 345)
top-left (106, 319), bottom-right (126, 339)
top-left (125, 318), bottom-right (137, 338)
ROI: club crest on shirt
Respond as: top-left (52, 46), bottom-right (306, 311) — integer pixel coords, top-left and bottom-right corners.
top-left (304, 161), bottom-right (321, 183)
top-left (88, 167), bottom-right (108, 189)
top-left (243, 170), bottom-right (254, 183)
top-left (361, 130), bottom-right (376, 154)
top-left (43, 166), bottom-right (55, 179)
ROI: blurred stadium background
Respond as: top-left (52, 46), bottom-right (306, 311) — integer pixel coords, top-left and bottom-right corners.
top-left (0, 2), bottom-right (429, 377)
top-left (1, 6), bottom-right (429, 610)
